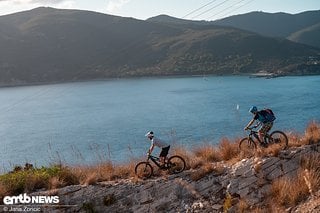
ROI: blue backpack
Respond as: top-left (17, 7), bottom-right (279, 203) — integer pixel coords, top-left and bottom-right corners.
top-left (259, 108), bottom-right (276, 123)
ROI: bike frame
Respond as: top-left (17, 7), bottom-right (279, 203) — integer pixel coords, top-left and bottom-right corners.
top-left (247, 126), bottom-right (270, 144)
top-left (147, 155), bottom-right (163, 168)
top-left (248, 129), bottom-right (261, 143)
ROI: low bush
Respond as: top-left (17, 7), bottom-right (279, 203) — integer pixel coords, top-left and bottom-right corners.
top-left (0, 165), bottom-right (78, 196)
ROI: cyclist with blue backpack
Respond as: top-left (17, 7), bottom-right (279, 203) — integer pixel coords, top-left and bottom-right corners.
top-left (244, 106), bottom-right (276, 147)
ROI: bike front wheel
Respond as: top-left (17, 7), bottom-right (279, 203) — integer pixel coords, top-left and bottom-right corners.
top-left (135, 162), bottom-right (153, 179)
top-left (269, 130), bottom-right (288, 149)
top-left (239, 138), bottom-right (256, 158)
top-left (167, 155), bottom-right (186, 174)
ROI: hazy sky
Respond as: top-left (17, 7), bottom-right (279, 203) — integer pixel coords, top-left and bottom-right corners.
top-left (0, 0), bottom-right (319, 21)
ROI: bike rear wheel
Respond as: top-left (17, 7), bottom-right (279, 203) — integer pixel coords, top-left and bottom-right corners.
top-left (135, 162), bottom-right (153, 179)
top-left (268, 130), bottom-right (288, 149)
top-left (239, 138), bottom-right (256, 157)
top-left (167, 155), bottom-right (186, 174)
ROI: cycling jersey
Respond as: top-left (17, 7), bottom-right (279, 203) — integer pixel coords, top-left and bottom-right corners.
top-left (151, 137), bottom-right (169, 148)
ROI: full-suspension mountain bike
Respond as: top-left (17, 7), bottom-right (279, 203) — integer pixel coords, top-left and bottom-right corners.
top-left (135, 154), bottom-right (186, 179)
top-left (239, 125), bottom-right (288, 156)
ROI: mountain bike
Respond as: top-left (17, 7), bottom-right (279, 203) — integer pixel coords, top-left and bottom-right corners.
top-left (239, 126), bottom-right (288, 156)
top-left (135, 154), bottom-right (186, 179)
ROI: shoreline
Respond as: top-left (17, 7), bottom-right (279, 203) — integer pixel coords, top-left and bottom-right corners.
top-left (1, 72), bottom-right (320, 88)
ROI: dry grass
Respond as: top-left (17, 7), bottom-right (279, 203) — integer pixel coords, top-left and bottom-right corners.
top-left (237, 199), bottom-right (249, 213)
top-left (71, 161), bottom-right (136, 185)
top-left (218, 138), bottom-right (240, 161)
top-left (270, 153), bottom-right (320, 208)
top-left (111, 163), bottom-right (136, 179)
top-left (246, 208), bottom-right (266, 213)
top-left (83, 173), bottom-right (98, 186)
top-left (284, 121), bottom-right (320, 148)
top-left (187, 144), bottom-right (221, 169)
top-left (189, 138), bottom-right (242, 169)
top-left (270, 174), bottom-right (309, 207)
top-left (300, 153), bottom-right (320, 195)
top-left (188, 156), bottom-right (206, 170)
top-left (48, 177), bottom-right (65, 189)
top-left (193, 145), bottom-right (222, 162)
top-left (287, 131), bottom-right (304, 147)
top-left (0, 183), bottom-right (8, 204)
top-left (300, 153), bottom-right (320, 172)
top-left (303, 121), bottom-right (320, 145)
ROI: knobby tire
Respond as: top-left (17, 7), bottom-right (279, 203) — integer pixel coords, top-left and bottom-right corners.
top-left (269, 130), bottom-right (288, 149)
top-left (168, 155), bottom-right (186, 174)
top-left (239, 138), bottom-right (256, 158)
top-left (135, 162), bottom-right (153, 179)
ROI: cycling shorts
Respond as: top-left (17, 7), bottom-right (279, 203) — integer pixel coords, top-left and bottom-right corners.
top-left (160, 146), bottom-right (170, 157)
top-left (259, 122), bottom-right (273, 134)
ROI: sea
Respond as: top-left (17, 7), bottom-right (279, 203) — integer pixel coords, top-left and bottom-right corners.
top-left (0, 75), bottom-right (319, 171)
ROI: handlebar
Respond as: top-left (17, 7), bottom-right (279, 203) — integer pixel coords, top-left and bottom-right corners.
top-left (245, 126), bottom-right (260, 133)
top-left (245, 123), bottom-right (261, 131)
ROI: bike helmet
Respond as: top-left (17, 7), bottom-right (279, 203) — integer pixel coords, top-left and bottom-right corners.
top-left (249, 106), bottom-right (258, 113)
top-left (145, 131), bottom-right (154, 138)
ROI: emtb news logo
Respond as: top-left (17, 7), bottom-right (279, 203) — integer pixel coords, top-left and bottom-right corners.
top-left (3, 193), bottom-right (59, 205)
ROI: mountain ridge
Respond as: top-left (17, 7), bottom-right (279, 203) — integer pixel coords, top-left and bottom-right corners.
top-left (214, 10), bottom-right (320, 38)
top-left (149, 10), bottom-right (320, 48)
top-left (0, 7), bottom-right (319, 86)
top-left (214, 10), bottom-right (320, 49)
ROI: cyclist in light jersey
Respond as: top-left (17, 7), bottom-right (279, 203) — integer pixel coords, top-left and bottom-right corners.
top-left (145, 131), bottom-right (170, 166)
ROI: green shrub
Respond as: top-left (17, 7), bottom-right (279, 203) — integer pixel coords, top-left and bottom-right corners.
top-left (0, 165), bottom-right (77, 196)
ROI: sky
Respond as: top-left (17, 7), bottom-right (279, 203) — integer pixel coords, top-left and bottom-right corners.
top-left (0, 0), bottom-right (319, 21)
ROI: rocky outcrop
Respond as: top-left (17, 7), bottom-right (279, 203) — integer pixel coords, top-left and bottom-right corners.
top-left (31, 144), bottom-right (320, 212)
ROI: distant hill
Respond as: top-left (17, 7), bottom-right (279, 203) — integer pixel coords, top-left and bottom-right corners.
top-left (0, 7), bottom-right (319, 85)
top-left (147, 14), bottom-right (199, 25)
top-left (288, 23), bottom-right (320, 48)
top-left (213, 10), bottom-right (320, 48)
top-left (149, 11), bottom-right (320, 49)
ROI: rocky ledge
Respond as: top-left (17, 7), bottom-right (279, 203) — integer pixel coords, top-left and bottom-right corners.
top-left (29, 144), bottom-right (320, 213)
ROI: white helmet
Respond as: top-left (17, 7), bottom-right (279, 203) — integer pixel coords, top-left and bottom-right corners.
top-left (145, 131), bottom-right (154, 138)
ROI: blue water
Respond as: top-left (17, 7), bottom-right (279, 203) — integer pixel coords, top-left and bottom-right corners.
top-left (0, 75), bottom-right (319, 171)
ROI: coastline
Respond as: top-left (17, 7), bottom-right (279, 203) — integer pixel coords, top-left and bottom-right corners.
top-left (1, 72), bottom-right (320, 88)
